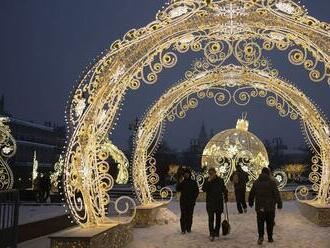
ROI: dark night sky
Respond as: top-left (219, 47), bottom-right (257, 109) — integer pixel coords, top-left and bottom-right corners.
top-left (0, 0), bottom-right (329, 151)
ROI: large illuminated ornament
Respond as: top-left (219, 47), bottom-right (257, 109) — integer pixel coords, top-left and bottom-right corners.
top-left (64, 0), bottom-right (330, 226)
top-left (0, 117), bottom-right (16, 190)
top-left (201, 117), bottom-right (269, 188)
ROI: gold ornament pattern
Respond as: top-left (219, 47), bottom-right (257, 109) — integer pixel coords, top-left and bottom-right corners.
top-left (132, 65), bottom-right (330, 206)
top-left (63, 0), bottom-right (330, 226)
top-left (201, 118), bottom-right (269, 189)
top-left (0, 117), bottom-right (16, 190)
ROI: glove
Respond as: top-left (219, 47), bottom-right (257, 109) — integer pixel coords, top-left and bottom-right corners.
top-left (277, 203), bottom-right (283, 210)
top-left (249, 202), bottom-right (253, 208)
top-left (224, 196), bottom-right (228, 203)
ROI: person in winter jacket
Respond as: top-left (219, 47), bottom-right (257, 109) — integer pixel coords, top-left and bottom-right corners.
top-left (202, 167), bottom-right (228, 241)
top-left (230, 164), bottom-right (249, 213)
top-left (176, 168), bottom-right (199, 234)
top-left (248, 167), bottom-right (282, 245)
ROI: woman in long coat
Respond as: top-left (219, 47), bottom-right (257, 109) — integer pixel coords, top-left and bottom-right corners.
top-left (202, 167), bottom-right (228, 241)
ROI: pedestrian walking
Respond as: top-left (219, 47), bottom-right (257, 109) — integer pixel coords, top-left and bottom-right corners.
top-left (202, 167), bottom-right (228, 241)
top-left (248, 167), bottom-right (282, 245)
top-left (176, 168), bottom-right (199, 234)
top-left (230, 164), bottom-right (249, 214)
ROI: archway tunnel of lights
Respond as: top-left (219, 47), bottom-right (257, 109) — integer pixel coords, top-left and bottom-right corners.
top-left (132, 64), bottom-right (330, 205)
top-left (62, 0), bottom-right (330, 227)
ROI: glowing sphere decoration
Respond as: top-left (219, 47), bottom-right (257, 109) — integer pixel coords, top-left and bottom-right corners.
top-left (201, 117), bottom-right (269, 188)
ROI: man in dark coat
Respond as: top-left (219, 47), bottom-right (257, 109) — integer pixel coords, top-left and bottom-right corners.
top-left (176, 168), bottom-right (199, 234)
top-left (248, 167), bottom-right (282, 245)
top-left (230, 164), bottom-right (249, 213)
top-left (202, 167), bottom-right (228, 241)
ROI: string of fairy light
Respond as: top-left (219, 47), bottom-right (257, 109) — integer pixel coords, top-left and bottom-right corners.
top-left (61, 0), bottom-right (330, 227)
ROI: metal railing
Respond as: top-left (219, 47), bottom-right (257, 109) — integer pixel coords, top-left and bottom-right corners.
top-left (0, 190), bottom-right (19, 248)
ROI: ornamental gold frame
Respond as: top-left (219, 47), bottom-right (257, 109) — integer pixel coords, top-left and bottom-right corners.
top-left (63, 0), bottom-right (330, 227)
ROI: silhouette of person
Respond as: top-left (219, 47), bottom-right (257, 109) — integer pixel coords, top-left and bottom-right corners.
top-left (248, 167), bottom-right (282, 245)
top-left (230, 164), bottom-right (249, 213)
top-left (176, 168), bottom-right (199, 234)
top-left (202, 167), bottom-right (228, 241)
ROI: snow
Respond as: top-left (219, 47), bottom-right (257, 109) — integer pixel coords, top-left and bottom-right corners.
top-left (128, 201), bottom-right (330, 248)
top-left (18, 201), bottom-right (330, 248)
top-left (154, 207), bottom-right (179, 225)
top-left (19, 204), bottom-right (65, 225)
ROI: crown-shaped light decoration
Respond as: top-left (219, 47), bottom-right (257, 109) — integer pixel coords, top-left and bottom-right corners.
top-left (236, 112), bottom-right (249, 131)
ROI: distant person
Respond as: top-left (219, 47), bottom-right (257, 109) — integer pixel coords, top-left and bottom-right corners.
top-left (33, 175), bottom-right (41, 202)
top-left (202, 167), bottom-right (228, 241)
top-left (230, 164), bottom-right (249, 214)
top-left (40, 173), bottom-right (51, 202)
top-left (248, 167), bottom-right (282, 245)
top-left (176, 168), bottom-right (199, 234)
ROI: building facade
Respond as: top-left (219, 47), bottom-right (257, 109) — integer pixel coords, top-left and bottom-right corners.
top-left (8, 118), bottom-right (65, 189)
top-left (0, 96), bottom-right (65, 189)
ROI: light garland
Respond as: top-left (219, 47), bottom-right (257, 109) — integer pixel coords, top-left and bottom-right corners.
top-left (50, 155), bottom-right (64, 192)
top-left (32, 151), bottom-right (39, 189)
top-left (63, 0), bottom-right (330, 226)
top-left (103, 139), bottom-right (129, 185)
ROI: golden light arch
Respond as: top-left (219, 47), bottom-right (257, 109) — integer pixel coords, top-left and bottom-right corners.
top-left (132, 64), bottom-right (330, 205)
top-left (63, 0), bottom-right (330, 226)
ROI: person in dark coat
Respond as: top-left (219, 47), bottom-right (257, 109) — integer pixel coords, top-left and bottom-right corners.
top-left (202, 167), bottom-right (228, 241)
top-left (176, 168), bottom-right (199, 234)
top-left (230, 164), bottom-right (249, 213)
top-left (248, 167), bottom-right (282, 245)
top-left (40, 173), bottom-right (51, 202)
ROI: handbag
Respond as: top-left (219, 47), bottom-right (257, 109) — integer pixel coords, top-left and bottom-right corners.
top-left (222, 200), bottom-right (231, 235)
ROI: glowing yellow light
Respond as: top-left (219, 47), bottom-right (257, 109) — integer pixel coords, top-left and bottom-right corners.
top-left (201, 117), bottom-right (269, 187)
top-left (50, 155), bottom-right (64, 192)
top-left (63, 0), bottom-right (330, 227)
top-left (32, 151), bottom-right (39, 189)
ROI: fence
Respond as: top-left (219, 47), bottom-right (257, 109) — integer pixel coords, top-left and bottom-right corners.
top-left (0, 190), bottom-right (19, 248)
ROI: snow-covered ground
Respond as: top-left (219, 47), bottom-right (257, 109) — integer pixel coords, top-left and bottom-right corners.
top-left (128, 201), bottom-right (330, 248)
top-left (18, 201), bottom-right (330, 248)
top-left (19, 204), bottom-right (65, 225)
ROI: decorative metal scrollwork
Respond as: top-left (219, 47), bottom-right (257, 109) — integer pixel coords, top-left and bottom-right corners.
top-left (108, 196), bottom-right (137, 224)
top-left (0, 117), bottom-right (16, 190)
top-left (50, 155), bottom-right (64, 192)
top-left (63, 0), bottom-right (330, 226)
top-left (132, 64), bottom-right (330, 206)
top-left (273, 170), bottom-right (288, 190)
top-left (103, 140), bottom-right (129, 184)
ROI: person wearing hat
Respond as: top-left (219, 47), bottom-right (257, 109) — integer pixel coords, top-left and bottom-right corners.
top-left (176, 168), bottom-right (199, 234)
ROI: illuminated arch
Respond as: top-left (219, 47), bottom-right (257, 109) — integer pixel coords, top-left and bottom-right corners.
top-left (132, 64), bottom-right (330, 205)
top-left (63, 0), bottom-right (330, 226)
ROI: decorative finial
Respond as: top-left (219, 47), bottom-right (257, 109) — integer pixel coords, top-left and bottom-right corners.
top-left (236, 112), bottom-right (249, 131)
